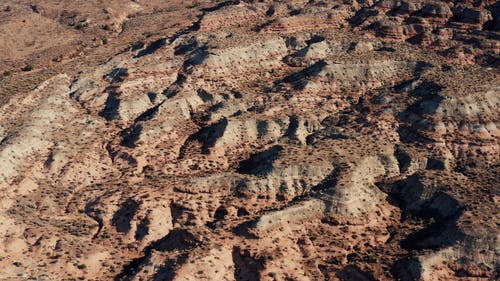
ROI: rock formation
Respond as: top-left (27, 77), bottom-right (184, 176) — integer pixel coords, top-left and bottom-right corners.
top-left (0, 0), bottom-right (498, 280)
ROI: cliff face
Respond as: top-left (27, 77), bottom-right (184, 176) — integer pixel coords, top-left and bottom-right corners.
top-left (0, 1), bottom-right (498, 280)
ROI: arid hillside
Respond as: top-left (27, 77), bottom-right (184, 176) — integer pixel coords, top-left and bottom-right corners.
top-left (0, 1), bottom-right (498, 281)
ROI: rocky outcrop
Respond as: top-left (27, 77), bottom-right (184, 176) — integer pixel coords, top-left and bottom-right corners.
top-left (351, 0), bottom-right (499, 66)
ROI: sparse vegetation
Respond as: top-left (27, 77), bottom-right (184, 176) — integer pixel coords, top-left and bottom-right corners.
top-left (0, 1), bottom-right (497, 280)
top-left (21, 64), bottom-right (33, 72)
top-left (77, 264), bottom-right (87, 270)
top-left (30, 4), bottom-right (39, 13)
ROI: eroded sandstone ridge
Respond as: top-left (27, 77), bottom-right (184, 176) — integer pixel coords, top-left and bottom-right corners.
top-left (0, 1), bottom-right (498, 280)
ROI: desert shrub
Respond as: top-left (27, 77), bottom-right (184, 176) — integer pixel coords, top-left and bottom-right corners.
top-left (77, 264), bottom-right (87, 270)
top-left (21, 64), bottom-right (33, 72)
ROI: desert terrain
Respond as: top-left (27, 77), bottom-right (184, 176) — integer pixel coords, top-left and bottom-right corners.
top-left (0, 1), bottom-right (498, 280)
